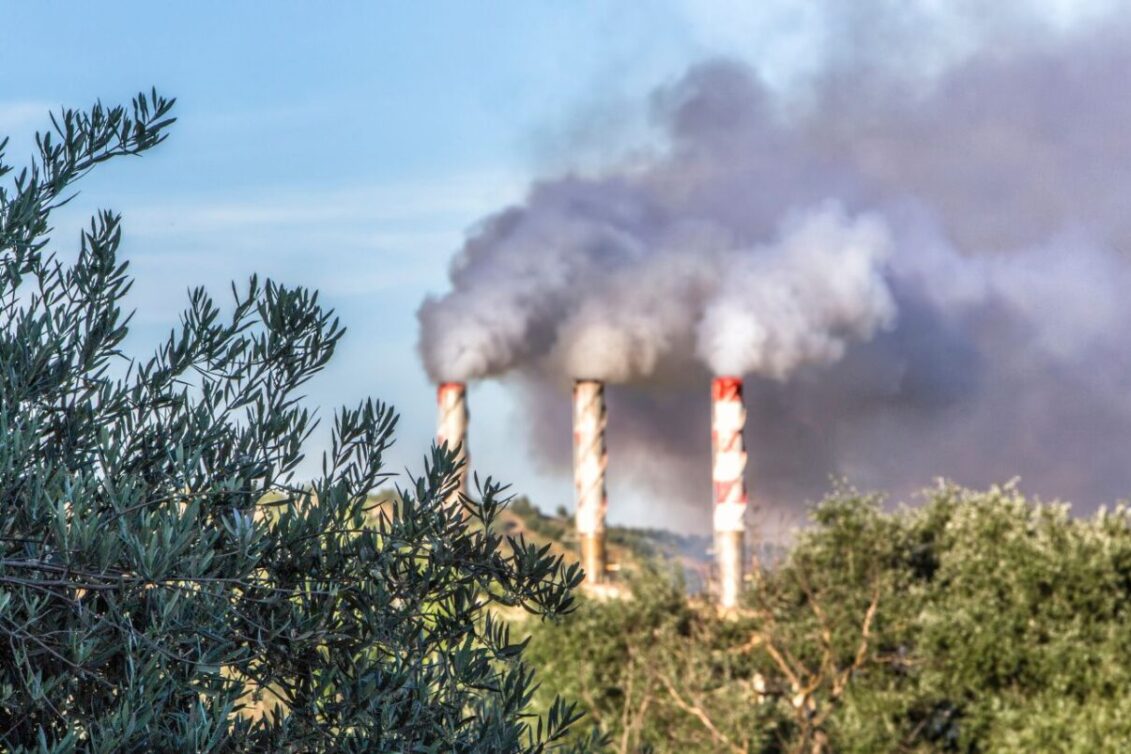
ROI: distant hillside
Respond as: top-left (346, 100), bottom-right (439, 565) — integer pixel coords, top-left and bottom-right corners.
top-left (502, 497), bottom-right (718, 592)
top-left (366, 489), bottom-right (786, 592)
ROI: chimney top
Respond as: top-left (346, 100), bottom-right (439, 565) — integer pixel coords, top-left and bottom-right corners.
top-left (711, 375), bottom-right (744, 400)
top-left (437, 382), bottom-right (466, 399)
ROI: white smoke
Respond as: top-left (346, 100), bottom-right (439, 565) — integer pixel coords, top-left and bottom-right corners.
top-left (418, 5), bottom-right (1131, 527)
top-left (695, 203), bottom-right (895, 378)
top-left (419, 195), bottom-right (893, 385)
top-left (417, 196), bottom-right (651, 382)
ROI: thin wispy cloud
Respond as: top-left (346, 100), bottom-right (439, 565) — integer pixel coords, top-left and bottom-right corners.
top-left (44, 170), bottom-right (525, 324)
top-left (120, 171), bottom-right (524, 235)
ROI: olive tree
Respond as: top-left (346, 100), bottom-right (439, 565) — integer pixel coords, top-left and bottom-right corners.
top-left (0, 92), bottom-right (593, 753)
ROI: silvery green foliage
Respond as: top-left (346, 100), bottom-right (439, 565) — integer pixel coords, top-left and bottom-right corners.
top-left (0, 93), bottom-right (593, 753)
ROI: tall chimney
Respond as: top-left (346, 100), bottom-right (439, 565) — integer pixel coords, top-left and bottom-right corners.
top-left (573, 379), bottom-right (608, 585)
top-left (436, 382), bottom-right (469, 503)
top-left (711, 376), bottom-right (747, 608)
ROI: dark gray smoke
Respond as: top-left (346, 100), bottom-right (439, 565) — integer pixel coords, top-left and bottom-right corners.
top-left (418, 11), bottom-right (1131, 529)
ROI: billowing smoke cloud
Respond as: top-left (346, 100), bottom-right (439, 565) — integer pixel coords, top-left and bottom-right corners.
top-left (695, 206), bottom-right (895, 378)
top-left (418, 6), bottom-right (1131, 530)
top-left (417, 194), bottom-right (894, 385)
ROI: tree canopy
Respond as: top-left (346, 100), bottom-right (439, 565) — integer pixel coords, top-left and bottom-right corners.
top-left (524, 484), bottom-right (1131, 753)
top-left (0, 92), bottom-right (593, 753)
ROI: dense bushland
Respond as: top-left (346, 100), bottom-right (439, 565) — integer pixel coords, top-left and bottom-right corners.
top-left (0, 95), bottom-right (594, 752)
top-left (525, 484), bottom-right (1131, 753)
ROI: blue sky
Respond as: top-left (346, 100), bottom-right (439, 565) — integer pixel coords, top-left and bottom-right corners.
top-left (0, 2), bottom-right (725, 519)
top-left (0, 1), bottom-right (1116, 528)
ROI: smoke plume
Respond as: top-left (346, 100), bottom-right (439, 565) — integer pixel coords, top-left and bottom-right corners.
top-left (418, 7), bottom-right (1131, 530)
top-left (695, 206), bottom-right (895, 378)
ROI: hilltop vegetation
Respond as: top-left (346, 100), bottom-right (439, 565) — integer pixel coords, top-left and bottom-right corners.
top-left (501, 497), bottom-right (713, 593)
top-left (514, 485), bottom-right (1131, 753)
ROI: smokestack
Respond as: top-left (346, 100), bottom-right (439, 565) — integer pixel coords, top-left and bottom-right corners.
top-left (436, 382), bottom-right (469, 503)
top-left (712, 376), bottom-right (747, 608)
top-left (573, 379), bottom-right (608, 585)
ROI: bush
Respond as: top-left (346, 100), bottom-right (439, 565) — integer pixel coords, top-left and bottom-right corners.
top-left (0, 93), bottom-right (593, 753)
top-left (527, 484), bottom-right (1131, 753)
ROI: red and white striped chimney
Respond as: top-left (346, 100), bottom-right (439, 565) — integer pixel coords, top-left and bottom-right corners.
top-left (711, 376), bottom-right (747, 608)
top-left (436, 382), bottom-right (469, 503)
top-left (573, 379), bottom-right (608, 585)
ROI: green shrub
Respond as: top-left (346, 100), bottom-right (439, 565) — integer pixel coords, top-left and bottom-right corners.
top-left (528, 484), bottom-right (1131, 753)
top-left (0, 94), bottom-right (594, 753)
